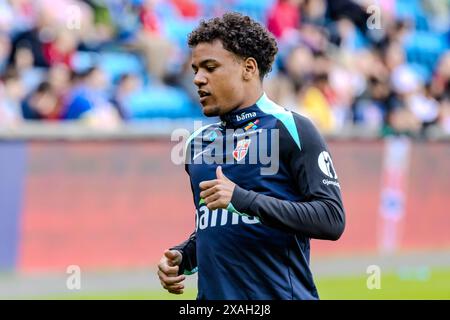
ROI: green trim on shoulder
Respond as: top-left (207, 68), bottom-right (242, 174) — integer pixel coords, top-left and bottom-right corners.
top-left (256, 93), bottom-right (301, 150)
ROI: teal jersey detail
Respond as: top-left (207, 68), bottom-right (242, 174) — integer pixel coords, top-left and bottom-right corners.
top-left (256, 93), bottom-right (301, 150)
top-left (227, 202), bottom-right (252, 218)
top-left (184, 122), bottom-right (219, 158)
top-left (184, 266), bottom-right (198, 275)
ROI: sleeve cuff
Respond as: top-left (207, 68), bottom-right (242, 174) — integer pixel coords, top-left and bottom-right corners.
top-left (230, 185), bottom-right (258, 214)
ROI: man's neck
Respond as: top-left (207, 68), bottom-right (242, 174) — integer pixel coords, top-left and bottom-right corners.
top-left (235, 85), bottom-right (264, 112)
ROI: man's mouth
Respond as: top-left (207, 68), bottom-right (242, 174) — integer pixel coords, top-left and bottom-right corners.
top-left (198, 90), bottom-right (210, 97)
top-left (198, 90), bottom-right (211, 104)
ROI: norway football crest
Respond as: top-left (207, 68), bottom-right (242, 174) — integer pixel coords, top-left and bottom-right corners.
top-left (233, 139), bottom-right (251, 161)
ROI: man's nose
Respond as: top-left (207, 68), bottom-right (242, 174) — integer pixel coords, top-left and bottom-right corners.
top-left (193, 72), bottom-right (207, 87)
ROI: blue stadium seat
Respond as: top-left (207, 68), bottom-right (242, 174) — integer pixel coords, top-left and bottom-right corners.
top-left (162, 19), bottom-right (199, 52)
top-left (72, 51), bottom-right (100, 73)
top-left (72, 51), bottom-right (144, 82)
top-left (195, 0), bottom-right (221, 19)
top-left (395, 0), bottom-right (421, 19)
top-left (99, 52), bottom-right (144, 82)
top-left (230, 0), bottom-right (275, 24)
top-left (404, 31), bottom-right (449, 75)
top-left (395, 0), bottom-right (430, 31)
top-left (409, 63), bottom-right (431, 83)
top-left (125, 85), bottom-right (197, 119)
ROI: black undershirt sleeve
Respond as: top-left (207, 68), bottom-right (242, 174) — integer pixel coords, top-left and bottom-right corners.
top-left (170, 171), bottom-right (198, 275)
top-left (231, 115), bottom-right (345, 240)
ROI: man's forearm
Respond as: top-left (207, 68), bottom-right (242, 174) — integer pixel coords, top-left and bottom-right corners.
top-left (231, 185), bottom-right (345, 240)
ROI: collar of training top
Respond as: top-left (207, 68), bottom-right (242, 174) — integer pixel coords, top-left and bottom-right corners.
top-left (220, 94), bottom-right (268, 128)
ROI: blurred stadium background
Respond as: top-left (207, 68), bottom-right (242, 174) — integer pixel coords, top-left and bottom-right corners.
top-left (0, 0), bottom-right (449, 299)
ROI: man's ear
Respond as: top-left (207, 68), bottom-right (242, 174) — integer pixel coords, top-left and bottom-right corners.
top-left (242, 57), bottom-right (258, 81)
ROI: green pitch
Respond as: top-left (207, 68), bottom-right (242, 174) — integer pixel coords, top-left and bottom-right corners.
top-left (316, 267), bottom-right (450, 299)
top-left (41, 268), bottom-right (450, 300)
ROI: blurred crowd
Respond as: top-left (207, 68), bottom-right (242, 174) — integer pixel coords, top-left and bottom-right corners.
top-left (0, 0), bottom-right (449, 137)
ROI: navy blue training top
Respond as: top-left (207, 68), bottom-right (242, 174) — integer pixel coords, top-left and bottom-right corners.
top-left (171, 93), bottom-right (345, 300)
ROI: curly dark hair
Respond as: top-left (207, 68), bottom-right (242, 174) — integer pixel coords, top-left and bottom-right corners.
top-left (188, 12), bottom-right (278, 79)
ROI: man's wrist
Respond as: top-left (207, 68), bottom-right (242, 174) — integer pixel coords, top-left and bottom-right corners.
top-left (230, 185), bottom-right (257, 213)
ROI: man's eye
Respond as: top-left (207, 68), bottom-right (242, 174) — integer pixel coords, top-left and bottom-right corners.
top-left (206, 66), bottom-right (216, 72)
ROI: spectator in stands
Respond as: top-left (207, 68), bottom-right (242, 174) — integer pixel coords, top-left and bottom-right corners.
top-left (325, 0), bottom-right (370, 37)
top-left (62, 66), bottom-right (121, 128)
top-left (0, 33), bottom-right (11, 73)
top-left (267, 0), bottom-right (302, 41)
top-left (353, 75), bottom-right (391, 131)
top-left (298, 22), bottom-right (329, 53)
top-left (112, 73), bottom-right (142, 120)
top-left (299, 72), bottom-right (336, 133)
top-left (8, 16), bottom-right (50, 68)
top-left (301, 0), bottom-right (327, 26)
top-left (81, 0), bottom-right (117, 48)
top-left (431, 51), bottom-right (450, 101)
top-left (133, 0), bottom-right (175, 82)
top-left (42, 29), bottom-right (79, 69)
top-left (265, 45), bottom-right (314, 109)
top-left (170, 0), bottom-right (201, 19)
top-left (48, 64), bottom-right (71, 99)
top-left (437, 82), bottom-right (450, 133)
top-left (0, 0), bottom-right (36, 35)
top-left (434, 53), bottom-right (450, 133)
top-left (0, 0), bottom-right (448, 137)
top-left (8, 0), bottom-right (89, 68)
top-left (0, 67), bottom-right (24, 126)
top-left (21, 81), bottom-right (59, 120)
top-left (422, 0), bottom-right (450, 32)
top-left (45, 64), bottom-right (72, 119)
top-left (382, 42), bottom-right (426, 135)
top-left (8, 37), bottom-right (50, 97)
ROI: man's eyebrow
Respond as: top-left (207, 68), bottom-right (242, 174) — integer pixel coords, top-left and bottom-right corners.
top-left (192, 59), bottom-right (219, 68)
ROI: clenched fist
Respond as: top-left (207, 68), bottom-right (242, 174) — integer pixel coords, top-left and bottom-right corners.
top-left (157, 249), bottom-right (185, 294)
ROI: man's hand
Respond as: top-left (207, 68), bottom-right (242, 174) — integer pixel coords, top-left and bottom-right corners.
top-left (199, 166), bottom-right (236, 210)
top-left (157, 249), bottom-right (185, 294)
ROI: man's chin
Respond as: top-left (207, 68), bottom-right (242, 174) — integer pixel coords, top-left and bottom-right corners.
top-left (202, 105), bottom-right (220, 117)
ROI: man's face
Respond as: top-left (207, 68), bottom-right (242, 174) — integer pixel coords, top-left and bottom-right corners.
top-left (191, 40), bottom-right (246, 117)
